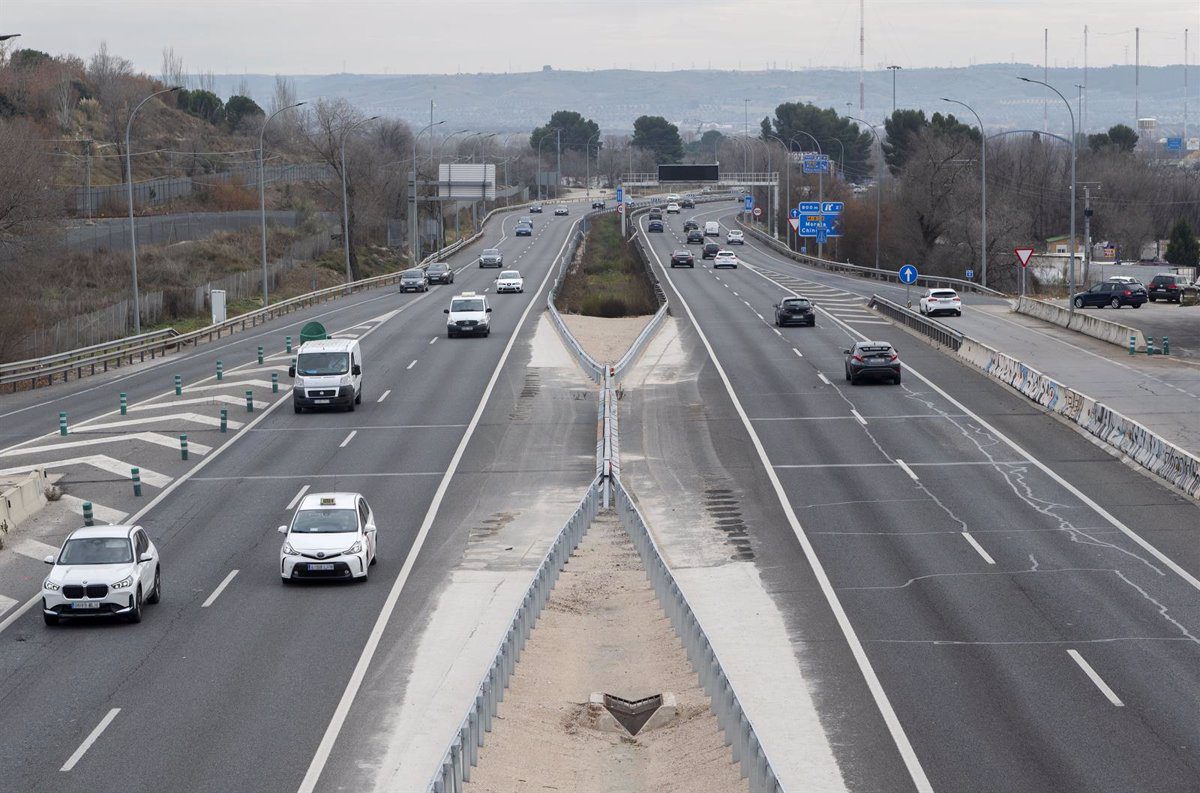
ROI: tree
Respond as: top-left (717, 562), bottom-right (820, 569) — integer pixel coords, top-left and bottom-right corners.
top-left (225, 94), bottom-right (263, 131)
top-left (764, 101), bottom-right (873, 180)
top-left (1165, 219), bottom-right (1199, 268)
top-left (1107, 124), bottom-right (1139, 153)
top-left (269, 74), bottom-right (297, 115)
top-left (530, 110), bottom-right (600, 154)
top-left (160, 46), bottom-right (186, 89)
top-left (631, 115), bottom-right (683, 163)
top-left (178, 88), bottom-right (223, 124)
top-left (759, 116), bottom-right (772, 139)
top-left (883, 109), bottom-right (978, 174)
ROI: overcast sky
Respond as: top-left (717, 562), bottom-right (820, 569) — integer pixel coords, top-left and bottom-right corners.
top-left (5, 0), bottom-right (1198, 75)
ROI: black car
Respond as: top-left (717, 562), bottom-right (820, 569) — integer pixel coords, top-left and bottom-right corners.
top-left (670, 250), bottom-right (695, 268)
top-left (425, 262), bottom-right (454, 285)
top-left (592, 200), bottom-right (606, 209)
top-left (648, 219), bottom-right (664, 233)
top-left (1148, 273), bottom-right (1190, 302)
top-left (554, 206), bottom-right (569, 216)
top-left (681, 198), bottom-right (695, 208)
top-left (774, 296), bottom-right (815, 327)
top-left (702, 242), bottom-right (720, 259)
top-left (648, 207), bottom-right (663, 220)
top-left (686, 230), bottom-right (705, 244)
top-left (844, 341), bottom-right (901, 385)
top-left (683, 219), bottom-right (699, 232)
top-left (1072, 281), bottom-right (1147, 309)
top-left (529, 204), bottom-right (543, 213)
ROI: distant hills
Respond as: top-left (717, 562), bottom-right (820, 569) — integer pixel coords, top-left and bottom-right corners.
top-left (213, 64), bottom-right (1196, 140)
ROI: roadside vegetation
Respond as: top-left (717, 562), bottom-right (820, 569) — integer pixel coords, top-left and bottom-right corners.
top-left (556, 213), bottom-right (659, 317)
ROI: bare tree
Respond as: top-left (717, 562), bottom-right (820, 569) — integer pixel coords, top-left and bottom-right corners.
top-left (53, 73), bottom-right (76, 132)
top-left (300, 99), bottom-right (369, 278)
top-left (0, 118), bottom-right (54, 255)
top-left (269, 74), bottom-right (297, 115)
top-left (160, 46), bottom-right (186, 89)
top-left (198, 70), bottom-right (216, 93)
top-left (234, 75), bottom-right (250, 99)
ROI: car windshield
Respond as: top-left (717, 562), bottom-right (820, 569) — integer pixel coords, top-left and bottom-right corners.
top-left (499, 271), bottom-right (520, 279)
top-left (452, 298), bottom-right (486, 312)
top-left (58, 536), bottom-right (133, 565)
top-left (291, 509), bottom-right (358, 534)
top-left (484, 248), bottom-right (502, 255)
top-left (402, 269), bottom-right (423, 278)
top-left (297, 352), bottom-right (349, 376)
top-left (427, 264), bottom-right (448, 273)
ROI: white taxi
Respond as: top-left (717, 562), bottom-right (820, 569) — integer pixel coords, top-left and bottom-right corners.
top-left (495, 270), bottom-right (524, 294)
top-left (279, 493), bottom-right (377, 583)
top-left (445, 291), bottom-right (492, 337)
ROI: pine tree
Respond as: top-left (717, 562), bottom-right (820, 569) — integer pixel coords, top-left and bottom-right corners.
top-left (1165, 219), bottom-right (1199, 268)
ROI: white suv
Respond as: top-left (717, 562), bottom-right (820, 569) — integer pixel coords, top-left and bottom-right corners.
top-left (445, 291), bottom-right (492, 337)
top-left (42, 525), bottom-right (161, 625)
top-left (279, 493), bottom-right (377, 583)
top-left (713, 250), bottom-right (739, 269)
top-left (666, 202), bottom-right (681, 214)
top-left (726, 230), bottom-right (745, 244)
top-left (918, 288), bottom-right (962, 317)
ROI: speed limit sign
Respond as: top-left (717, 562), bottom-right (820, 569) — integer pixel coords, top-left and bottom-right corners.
top-left (617, 204), bottom-right (625, 214)
top-left (752, 206), bottom-right (762, 217)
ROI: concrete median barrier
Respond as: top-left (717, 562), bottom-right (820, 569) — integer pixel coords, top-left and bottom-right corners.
top-left (1015, 296), bottom-right (1147, 352)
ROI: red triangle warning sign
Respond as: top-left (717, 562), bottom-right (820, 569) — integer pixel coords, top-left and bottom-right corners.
top-left (1015, 247), bottom-right (1034, 267)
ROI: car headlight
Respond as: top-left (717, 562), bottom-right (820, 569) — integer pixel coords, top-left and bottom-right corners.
top-left (112, 575), bottom-right (134, 590)
top-left (283, 542), bottom-right (299, 556)
top-left (43, 579), bottom-right (60, 591)
top-left (345, 541), bottom-right (363, 555)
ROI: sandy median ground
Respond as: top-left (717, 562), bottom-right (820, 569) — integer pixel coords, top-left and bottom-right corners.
top-left (462, 512), bottom-right (747, 793)
top-left (559, 314), bottom-right (654, 365)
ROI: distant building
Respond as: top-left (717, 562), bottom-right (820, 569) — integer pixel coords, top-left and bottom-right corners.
top-left (542, 65), bottom-right (553, 72)
top-left (1044, 234), bottom-right (1083, 254)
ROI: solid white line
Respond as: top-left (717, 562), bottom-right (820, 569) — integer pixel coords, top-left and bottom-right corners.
top-left (377, 390), bottom-right (391, 403)
top-left (201, 569), bottom-right (239, 608)
top-left (1067, 649), bottom-right (1124, 706)
top-left (339, 430), bottom-right (357, 448)
top-left (296, 214), bottom-right (583, 793)
top-left (773, 328), bottom-right (783, 337)
top-left (60, 708), bottom-right (120, 771)
top-left (850, 409), bottom-right (867, 426)
top-left (961, 532), bottom-right (996, 565)
top-left (793, 348), bottom-right (803, 358)
top-left (286, 484), bottom-right (310, 511)
top-left (429, 337), bottom-right (437, 345)
top-left (642, 223), bottom-right (935, 792)
top-left (895, 459), bottom-right (919, 481)
top-left (817, 372), bottom-right (831, 385)
top-left (407, 360), bottom-right (417, 370)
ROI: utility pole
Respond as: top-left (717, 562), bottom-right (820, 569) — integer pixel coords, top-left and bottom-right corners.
top-left (1083, 185), bottom-right (1093, 284)
top-left (84, 139), bottom-right (93, 223)
top-left (743, 99), bottom-right (749, 173)
top-left (1135, 27), bottom-right (1140, 122)
top-left (887, 65), bottom-right (901, 115)
top-left (555, 128), bottom-right (561, 199)
top-left (1083, 25), bottom-right (1089, 133)
top-left (1044, 28), bottom-right (1049, 132)
top-left (1185, 28), bottom-right (1190, 145)
top-left (859, 0), bottom-right (865, 112)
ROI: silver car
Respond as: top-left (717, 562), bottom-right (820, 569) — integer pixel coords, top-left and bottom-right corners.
top-left (479, 248), bottom-right (504, 268)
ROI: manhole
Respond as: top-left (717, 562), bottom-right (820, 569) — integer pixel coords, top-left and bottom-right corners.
top-left (589, 692), bottom-right (677, 736)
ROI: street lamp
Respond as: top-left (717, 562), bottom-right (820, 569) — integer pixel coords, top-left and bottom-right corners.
top-left (0, 34), bottom-right (20, 41)
top-left (792, 131), bottom-right (826, 257)
top-left (1020, 76), bottom-right (1077, 313)
top-left (340, 115), bottom-right (380, 285)
top-left (125, 85), bottom-right (181, 334)
top-left (258, 101), bottom-right (305, 307)
top-left (536, 128), bottom-right (559, 202)
top-left (887, 65), bottom-right (902, 115)
top-left (768, 134), bottom-right (791, 239)
top-left (846, 116), bottom-right (882, 271)
top-left (409, 119), bottom-right (446, 263)
top-left (942, 98), bottom-right (987, 288)
top-left (584, 130), bottom-right (602, 199)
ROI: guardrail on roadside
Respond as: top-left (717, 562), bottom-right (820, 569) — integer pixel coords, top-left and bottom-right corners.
top-left (868, 294), bottom-right (964, 351)
top-left (735, 217), bottom-right (1005, 297)
top-left (614, 480), bottom-right (787, 793)
top-left (425, 478), bottom-right (602, 793)
top-left (0, 328), bottom-right (179, 388)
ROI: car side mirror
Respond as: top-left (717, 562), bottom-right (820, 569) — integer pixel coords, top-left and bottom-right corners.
top-left (773, 304), bottom-right (779, 308)
top-left (444, 308), bottom-right (450, 314)
top-left (366, 525), bottom-right (377, 533)
top-left (139, 552), bottom-right (154, 563)
top-left (277, 525), bottom-right (288, 534)
top-left (486, 307), bottom-right (493, 313)
top-left (44, 554), bottom-right (55, 565)
top-left (352, 364), bottom-right (361, 376)
top-left (842, 349), bottom-right (852, 355)
top-left (288, 365), bottom-right (296, 377)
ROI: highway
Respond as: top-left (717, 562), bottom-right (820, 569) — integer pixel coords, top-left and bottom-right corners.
top-left (0, 201), bottom-right (599, 792)
top-left (627, 205), bottom-right (1200, 792)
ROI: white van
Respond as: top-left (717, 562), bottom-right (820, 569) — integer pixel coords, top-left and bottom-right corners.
top-left (290, 338), bottom-right (363, 412)
top-left (704, 221), bottom-right (721, 237)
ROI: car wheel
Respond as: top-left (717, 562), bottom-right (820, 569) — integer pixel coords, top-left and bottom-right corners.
top-left (1149, 296), bottom-right (1157, 302)
top-left (484, 330), bottom-right (491, 337)
top-left (893, 373), bottom-right (902, 385)
top-left (1110, 297), bottom-right (1121, 309)
top-left (347, 398), bottom-right (356, 412)
top-left (849, 374), bottom-right (859, 385)
top-left (355, 387), bottom-right (362, 405)
top-left (127, 587), bottom-right (143, 623)
top-left (1132, 302), bottom-right (1141, 309)
top-left (293, 403), bottom-right (302, 414)
top-left (43, 611), bottom-right (59, 626)
top-left (844, 367), bottom-right (851, 382)
top-left (1073, 297), bottom-right (1085, 309)
top-left (955, 310), bottom-right (962, 317)
top-left (147, 567), bottom-right (162, 604)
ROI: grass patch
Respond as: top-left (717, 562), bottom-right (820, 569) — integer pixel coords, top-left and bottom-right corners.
top-left (556, 213), bottom-right (658, 317)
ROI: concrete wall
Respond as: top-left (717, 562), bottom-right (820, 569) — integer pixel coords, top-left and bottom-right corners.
top-left (1015, 296), bottom-right (1147, 351)
top-left (0, 468), bottom-right (47, 534)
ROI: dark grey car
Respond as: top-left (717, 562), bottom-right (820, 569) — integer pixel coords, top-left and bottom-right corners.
top-left (774, 297), bottom-right (815, 327)
top-left (425, 262), bottom-right (454, 285)
top-left (844, 341), bottom-right (901, 385)
top-left (479, 248), bottom-right (504, 267)
top-left (398, 268), bottom-right (428, 293)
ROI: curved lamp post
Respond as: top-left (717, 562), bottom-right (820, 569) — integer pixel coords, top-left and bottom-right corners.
top-left (340, 115), bottom-right (380, 284)
top-left (259, 101), bottom-right (305, 306)
top-left (846, 116), bottom-right (882, 271)
top-left (942, 98), bottom-right (987, 288)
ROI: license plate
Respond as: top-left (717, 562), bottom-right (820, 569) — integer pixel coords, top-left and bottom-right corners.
top-left (308, 563), bottom-right (335, 571)
top-left (71, 601), bottom-right (100, 609)
top-left (314, 399), bottom-right (330, 404)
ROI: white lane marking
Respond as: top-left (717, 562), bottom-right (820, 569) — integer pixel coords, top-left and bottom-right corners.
top-left (733, 291), bottom-right (740, 296)
top-left (57, 494), bottom-right (127, 524)
top-left (773, 328), bottom-right (783, 337)
top-left (0, 432), bottom-right (211, 458)
top-left (60, 708), bottom-right (120, 772)
top-left (961, 532), bottom-right (996, 565)
top-left (407, 360), bottom-right (417, 370)
top-left (377, 390), bottom-right (391, 403)
top-left (793, 348), bottom-right (803, 358)
top-left (128, 395), bottom-right (266, 412)
top-left (817, 372), bottom-right (831, 385)
top-left (286, 484), bottom-right (311, 511)
top-left (201, 569), bottom-right (239, 608)
top-left (9, 537), bottom-right (58, 561)
top-left (642, 223), bottom-right (935, 792)
top-left (73, 412), bottom-right (242, 432)
top-left (895, 459), bottom-right (919, 481)
top-left (429, 337), bottom-right (438, 345)
top-left (850, 409), bottom-right (867, 426)
top-left (296, 214), bottom-right (584, 793)
top-left (483, 287), bottom-right (489, 292)
top-left (0, 594), bottom-right (17, 617)
top-left (1067, 649), bottom-right (1124, 706)
top-left (0, 457), bottom-right (171, 488)
top-left (338, 431), bottom-right (358, 449)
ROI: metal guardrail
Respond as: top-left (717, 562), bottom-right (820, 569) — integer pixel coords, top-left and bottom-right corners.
top-left (868, 293), bottom-right (964, 350)
top-left (545, 208), bottom-right (611, 384)
top-left (426, 478), bottom-right (602, 793)
top-left (736, 218), bottom-right (1005, 297)
top-left (613, 480), bottom-right (786, 793)
top-left (0, 328), bottom-right (178, 384)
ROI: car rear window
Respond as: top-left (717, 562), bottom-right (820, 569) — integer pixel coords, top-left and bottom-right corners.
top-left (857, 345), bottom-right (893, 355)
top-left (931, 290), bottom-right (957, 298)
top-left (783, 299), bottom-right (810, 308)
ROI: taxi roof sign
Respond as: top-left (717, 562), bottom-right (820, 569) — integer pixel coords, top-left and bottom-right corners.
top-left (319, 497), bottom-right (337, 506)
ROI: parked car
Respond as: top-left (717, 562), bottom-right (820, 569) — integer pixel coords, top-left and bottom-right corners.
top-left (670, 250), bottom-right (695, 268)
top-left (1072, 281), bottom-right (1148, 309)
top-left (1148, 273), bottom-right (1190, 302)
top-left (844, 341), bottom-right (901, 385)
top-left (774, 296), bottom-right (815, 327)
top-left (702, 242), bottom-right (720, 259)
top-left (648, 219), bottom-right (665, 232)
top-left (918, 288), bottom-right (962, 317)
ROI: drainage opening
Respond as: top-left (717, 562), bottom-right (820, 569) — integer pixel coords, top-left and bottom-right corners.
top-left (601, 693), bottom-right (663, 736)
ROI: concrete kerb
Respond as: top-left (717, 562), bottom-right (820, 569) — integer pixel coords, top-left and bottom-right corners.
top-left (1014, 295), bottom-right (1148, 352)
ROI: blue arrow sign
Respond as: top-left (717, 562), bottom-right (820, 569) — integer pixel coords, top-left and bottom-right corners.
top-left (898, 264), bottom-right (919, 285)
top-left (743, 195), bottom-right (754, 212)
top-left (789, 208), bottom-right (800, 219)
top-left (798, 202), bottom-right (820, 213)
top-left (616, 187), bottom-right (624, 203)
top-left (816, 228), bottom-right (828, 245)
top-left (965, 269), bottom-right (975, 280)
top-left (821, 202), bottom-right (844, 214)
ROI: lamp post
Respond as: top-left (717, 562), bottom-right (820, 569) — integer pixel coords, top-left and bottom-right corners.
top-left (258, 101), bottom-right (305, 307)
top-left (409, 119), bottom-right (445, 263)
top-left (584, 130), bottom-right (602, 199)
top-left (767, 134), bottom-right (790, 244)
top-left (793, 130), bottom-right (825, 257)
top-left (536, 128), bottom-right (558, 201)
top-left (942, 98), bottom-right (987, 288)
top-left (1020, 76), bottom-right (1077, 314)
top-left (822, 137), bottom-right (845, 181)
top-left (340, 115), bottom-right (379, 284)
top-left (846, 116), bottom-right (881, 270)
top-left (125, 85), bottom-right (181, 334)
top-left (887, 65), bottom-right (902, 114)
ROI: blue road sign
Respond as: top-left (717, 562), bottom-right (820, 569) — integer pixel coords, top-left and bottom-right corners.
top-left (789, 208), bottom-right (800, 219)
top-left (798, 202), bottom-right (821, 213)
top-left (802, 158), bottom-right (831, 174)
top-left (899, 264), bottom-right (919, 285)
top-left (816, 228), bottom-right (828, 245)
top-left (795, 213), bottom-right (844, 238)
top-left (1167, 138), bottom-right (1183, 151)
top-left (821, 202), bottom-right (845, 214)
top-left (965, 269), bottom-right (975, 280)
top-left (744, 195), bottom-right (754, 212)
top-left (616, 187), bottom-right (624, 202)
